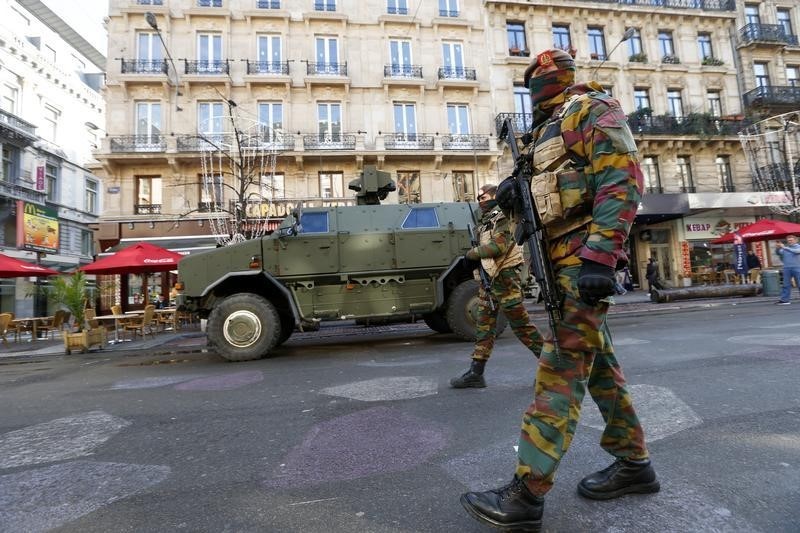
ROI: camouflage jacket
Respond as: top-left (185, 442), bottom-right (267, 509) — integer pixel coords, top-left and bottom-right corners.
top-left (467, 206), bottom-right (523, 277)
top-left (532, 81), bottom-right (643, 269)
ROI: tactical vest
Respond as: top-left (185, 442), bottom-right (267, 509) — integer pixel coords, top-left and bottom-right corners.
top-left (531, 93), bottom-right (594, 239)
top-left (479, 208), bottom-right (524, 278)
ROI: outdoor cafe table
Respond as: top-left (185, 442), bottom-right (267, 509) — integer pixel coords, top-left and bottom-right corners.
top-left (12, 316), bottom-right (54, 341)
top-left (93, 314), bottom-right (131, 344)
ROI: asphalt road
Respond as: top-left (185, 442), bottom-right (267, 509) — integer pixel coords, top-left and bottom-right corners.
top-left (0, 301), bottom-right (798, 533)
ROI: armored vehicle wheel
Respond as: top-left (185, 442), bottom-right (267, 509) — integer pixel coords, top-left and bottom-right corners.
top-left (207, 294), bottom-right (280, 362)
top-left (276, 314), bottom-right (295, 346)
top-left (423, 311), bottom-right (451, 333)
top-left (445, 279), bottom-right (508, 341)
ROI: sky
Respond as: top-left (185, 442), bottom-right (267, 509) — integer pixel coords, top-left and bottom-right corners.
top-left (41, 0), bottom-right (109, 55)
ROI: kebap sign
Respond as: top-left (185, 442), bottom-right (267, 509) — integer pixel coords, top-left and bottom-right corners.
top-left (17, 200), bottom-right (59, 253)
top-left (682, 216), bottom-right (755, 241)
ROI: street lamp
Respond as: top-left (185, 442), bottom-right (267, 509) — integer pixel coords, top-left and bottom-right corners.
top-left (145, 12), bottom-right (182, 111)
top-left (591, 27), bottom-right (637, 78)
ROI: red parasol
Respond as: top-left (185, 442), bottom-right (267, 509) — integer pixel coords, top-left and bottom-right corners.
top-left (78, 242), bottom-right (184, 275)
top-left (0, 252), bottom-right (60, 278)
top-left (711, 219), bottom-right (800, 244)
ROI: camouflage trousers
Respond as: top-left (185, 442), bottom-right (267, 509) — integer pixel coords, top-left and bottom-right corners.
top-left (472, 266), bottom-right (543, 362)
top-left (515, 264), bottom-right (649, 496)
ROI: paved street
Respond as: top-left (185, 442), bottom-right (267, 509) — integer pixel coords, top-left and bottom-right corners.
top-left (0, 298), bottom-right (798, 532)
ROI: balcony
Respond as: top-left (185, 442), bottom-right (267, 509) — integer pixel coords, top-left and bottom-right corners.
top-left (387, 6), bottom-right (408, 15)
top-left (177, 134), bottom-right (235, 151)
top-left (256, 0), bottom-right (280, 7)
top-left (135, 204), bottom-right (162, 215)
top-left (109, 135), bottom-right (167, 153)
top-left (439, 9), bottom-right (459, 17)
top-left (184, 60), bottom-right (230, 75)
top-left (629, 53), bottom-right (648, 63)
top-left (752, 163), bottom-right (796, 193)
top-left (306, 62), bottom-right (347, 76)
top-left (302, 133), bottom-right (356, 150)
top-left (494, 113), bottom-right (532, 137)
top-left (438, 67), bottom-right (476, 80)
top-left (120, 59), bottom-right (168, 74)
top-left (701, 56), bottom-right (725, 67)
top-left (0, 108), bottom-right (37, 143)
top-left (240, 132), bottom-right (295, 151)
top-left (743, 85), bottom-right (800, 110)
top-left (384, 133), bottom-right (435, 150)
top-left (627, 112), bottom-right (748, 136)
top-left (661, 54), bottom-right (681, 65)
top-left (441, 134), bottom-right (490, 151)
top-left (508, 47), bottom-right (530, 57)
top-left (0, 179), bottom-right (46, 205)
top-left (738, 23), bottom-right (799, 46)
top-left (245, 60), bottom-right (289, 75)
top-left (383, 65), bottom-right (423, 79)
top-left (557, 0), bottom-right (734, 11)
top-left (198, 202), bottom-right (224, 213)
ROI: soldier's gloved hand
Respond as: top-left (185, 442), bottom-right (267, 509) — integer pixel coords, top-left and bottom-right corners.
top-left (463, 252), bottom-right (481, 271)
top-left (577, 260), bottom-right (615, 306)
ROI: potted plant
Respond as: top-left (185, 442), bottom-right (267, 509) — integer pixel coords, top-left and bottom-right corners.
top-left (629, 52), bottom-right (648, 63)
top-left (48, 272), bottom-right (104, 354)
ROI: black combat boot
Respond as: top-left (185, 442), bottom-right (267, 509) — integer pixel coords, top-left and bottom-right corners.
top-left (460, 476), bottom-right (544, 532)
top-left (450, 360), bottom-right (486, 388)
top-left (577, 458), bottom-right (660, 500)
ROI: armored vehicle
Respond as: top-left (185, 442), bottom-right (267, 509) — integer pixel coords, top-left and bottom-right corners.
top-left (176, 166), bottom-right (508, 362)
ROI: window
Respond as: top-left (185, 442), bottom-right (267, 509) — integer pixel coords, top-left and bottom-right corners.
top-left (658, 31), bottom-right (674, 58)
top-left (707, 91), bottom-right (722, 116)
top-left (676, 156), bottom-right (694, 193)
top-left (200, 174), bottom-right (223, 209)
top-left (778, 9), bottom-right (794, 37)
top-left (627, 28), bottom-right (643, 56)
top-left (389, 39), bottom-right (413, 74)
top-left (514, 86), bottom-right (532, 115)
top-left (641, 156), bottom-right (661, 194)
top-left (397, 171), bottom-right (421, 204)
top-left (507, 22), bottom-right (527, 54)
top-left (257, 35), bottom-right (281, 73)
top-left (754, 62), bottom-right (770, 87)
top-left (716, 156), bottom-right (734, 192)
top-left (552, 25), bottom-right (571, 51)
top-left (319, 171), bottom-right (344, 198)
top-left (387, 0), bottom-right (408, 15)
top-left (45, 162), bottom-right (58, 202)
top-left (441, 41), bottom-right (464, 76)
top-left (198, 0), bottom-right (223, 5)
top-left (317, 102), bottom-right (342, 140)
top-left (315, 36), bottom-right (339, 73)
top-left (135, 101), bottom-right (162, 140)
top-left (299, 212), bottom-right (329, 233)
top-left (85, 178), bottom-right (98, 213)
top-left (447, 104), bottom-right (470, 134)
top-left (197, 33), bottom-right (223, 72)
top-left (198, 102), bottom-right (225, 134)
top-left (81, 230), bottom-right (93, 257)
top-left (588, 27), bottom-right (606, 60)
top-left (439, 0), bottom-right (458, 17)
top-left (137, 176), bottom-right (163, 213)
top-left (2, 146), bottom-right (17, 182)
top-left (394, 102), bottom-right (417, 138)
top-left (634, 88), bottom-right (651, 111)
top-left (667, 90), bottom-right (683, 119)
top-left (258, 102), bottom-right (283, 141)
top-left (453, 171), bottom-right (475, 201)
top-left (1, 84), bottom-right (18, 113)
top-left (42, 105), bottom-right (59, 142)
top-left (697, 33), bottom-right (713, 60)
top-left (787, 66), bottom-right (799, 87)
top-left (744, 4), bottom-right (760, 25)
top-left (261, 172), bottom-right (285, 199)
top-left (402, 207), bottom-right (438, 228)
top-left (137, 32), bottom-right (162, 63)
top-left (44, 45), bottom-right (56, 63)
top-left (315, 0), bottom-right (336, 11)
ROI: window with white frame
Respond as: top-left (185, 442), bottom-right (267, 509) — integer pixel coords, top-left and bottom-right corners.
top-left (45, 162), bottom-right (58, 202)
top-left (626, 28), bottom-right (643, 57)
top-left (777, 9), bottom-right (794, 37)
top-left (744, 4), bottom-right (760, 25)
top-left (198, 102), bottom-right (225, 134)
top-left (135, 101), bottom-right (162, 141)
top-left (200, 174), bottom-right (223, 209)
top-left (439, 0), bottom-right (458, 17)
top-left (716, 155), bottom-right (734, 192)
top-left (641, 156), bottom-right (661, 193)
top-left (137, 176), bottom-right (163, 211)
top-left (0, 84), bottom-right (18, 113)
top-left (697, 33), bottom-right (713, 60)
top-left (447, 104), bottom-right (470, 135)
top-left (319, 171), bottom-right (344, 198)
top-left (397, 171), bottom-right (420, 204)
top-left (261, 172), bottom-right (285, 199)
top-left (389, 39), bottom-right (413, 75)
top-left (666, 89), bottom-right (683, 119)
top-left (317, 102), bottom-right (342, 141)
top-left (394, 103), bottom-right (417, 140)
top-left (786, 65), bottom-right (799, 87)
top-left (197, 33), bottom-right (223, 72)
top-left (42, 105), bottom-right (59, 142)
top-left (258, 102), bottom-right (283, 141)
top-left (85, 178), bottom-right (98, 213)
top-left (514, 86), bottom-right (532, 115)
top-left (634, 88), bottom-right (651, 111)
top-left (707, 91), bottom-right (722, 116)
top-left (315, 0), bottom-right (336, 11)
top-left (453, 171), bottom-right (475, 202)
top-left (441, 41), bottom-right (464, 77)
top-left (315, 36), bottom-right (339, 73)
top-left (658, 31), bottom-right (674, 58)
top-left (754, 62), bottom-right (770, 87)
top-left (552, 25), bottom-right (571, 51)
top-left (588, 27), bottom-right (606, 60)
top-left (507, 22), bottom-right (527, 54)
top-left (1, 146), bottom-right (17, 182)
top-left (137, 31), bottom-right (163, 72)
top-left (676, 156), bottom-right (694, 192)
top-left (257, 35), bottom-right (281, 73)
top-left (387, 0), bottom-right (408, 15)
top-left (81, 230), bottom-right (93, 257)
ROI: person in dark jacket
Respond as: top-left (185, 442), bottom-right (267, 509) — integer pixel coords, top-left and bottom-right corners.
top-left (646, 257), bottom-right (664, 293)
top-left (746, 250), bottom-right (761, 270)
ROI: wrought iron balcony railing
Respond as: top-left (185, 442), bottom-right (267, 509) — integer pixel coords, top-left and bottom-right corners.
top-left (184, 60), bottom-right (230, 75)
top-left (177, 134), bottom-right (235, 151)
top-left (256, 0), bottom-right (280, 7)
top-left (240, 132), bottom-right (295, 151)
top-left (661, 54), bottom-right (681, 64)
top-left (314, 1), bottom-right (335, 11)
top-left (561, 0), bottom-right (734, 11)
top-left (738, 23), bottom-right (799, 46)
top-left (198, 202), bottom-right (224, 213)
top-left (645, 186), bottom-right (664, 194)
top-left (701, 56), bottom-right (725, 66)
top-left (627, 113), bottom-right (747, 136)
top-left (508, 47), bottom-right (531, 57)
top-left (387, 6), bottom-right (408, 14)
top-left (721, 184), bottom-right (736, 193)
top-left (0, 108), bottom-right (37, 139)
top-left (681, 186), bottom-right (697, 193)
top-left (245, 60), bottom-right (289, 75)
top-left (120, 59), bottom-right (168, 74)
top-left (109, 135), bottom-right (167, 153)
top-left (383, 65), bottom-right (423, 78)
top-left (135, 204), bottom-right (162, 215)
top-left (136, 0), bottom-right (163, 5)
top-left (743, 85), bottom-right (800, 108)
top-left (494, 113), bottom-right (532, 137)
top-left (752, 163), bottom-right (797, 192)
top-left (384, 133), bottom-right (435, 150)
top-left (439, 9), bottom-right (459, 17)
top-left (302, 133), bottom-right (356, 150)
top-left (306, 62), bottom-right (347, 76)
top-left (197, 0), bottom-right (222, 6)
top-left (438, 66), bottom-right (476, 80)
top-left (441, 134), bottom-right (490, 151)
top-left (0, 179), bottom-right (46, 205)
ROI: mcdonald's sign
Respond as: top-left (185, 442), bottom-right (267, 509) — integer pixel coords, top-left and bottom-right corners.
top-left (17, 200), bottom-right (59, 253)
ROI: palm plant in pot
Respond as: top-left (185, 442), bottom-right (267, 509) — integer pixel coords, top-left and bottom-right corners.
top-left (49, 272), bottom-right (104, 353)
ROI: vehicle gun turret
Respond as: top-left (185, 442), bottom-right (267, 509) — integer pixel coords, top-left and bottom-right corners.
top-left (348, 165), bottom-right (396, 205)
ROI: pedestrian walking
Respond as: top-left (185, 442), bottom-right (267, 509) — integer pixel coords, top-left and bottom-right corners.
top-left (776, 234), bottom-right (800, 305)
top-left (450, 183), bottom-right (543, 388)
top-left (460, 48), bottom-right (658, 532)
top-left (646, 257), bottom-right (664, 293)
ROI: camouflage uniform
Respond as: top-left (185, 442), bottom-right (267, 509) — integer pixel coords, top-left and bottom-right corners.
top-left (514, 81), bottom-right (650, 495)
top-left (467, 206), bottom-right (543, 362)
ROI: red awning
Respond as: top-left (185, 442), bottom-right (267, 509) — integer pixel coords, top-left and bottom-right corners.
top-left (0, 253), bottom-right (60, 278)
top-left (711, 219), bottom-right (800, 244)
top-left (78, 242), bottom-right (184, 275)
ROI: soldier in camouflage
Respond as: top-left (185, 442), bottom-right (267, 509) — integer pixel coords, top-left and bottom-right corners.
top-left (450, 183), bottom-right (543, 389)
top-left (460, 49), bottom-right (659, 532)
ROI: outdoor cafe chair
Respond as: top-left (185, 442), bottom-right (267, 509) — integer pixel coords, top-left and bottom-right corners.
top-left (0, 313), bottom-right (11, 345)
top-left (38, 310), bottom-right (66, 340)
top-left (124, 305), bottom-right (155, 340)
top-left (5, 312), bottom-right (22, 342)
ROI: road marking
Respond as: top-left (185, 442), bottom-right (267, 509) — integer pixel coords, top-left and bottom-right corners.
top-left (174, 370), bottom-right (264, 391)
top-left (358, 358), bottom-right (441, 367)
top-left (321, 376), bottom-right (438, 401)
top-left (288, 497), bottom-right (340, 506)
top-left (109, 375), bottom-right (201, 389)
top-left (613, 337), bottom-right (651, 346)
top-left (580, 384), bottom-right (702, 442)
top-left (0, 411), bottom-right (130, 469)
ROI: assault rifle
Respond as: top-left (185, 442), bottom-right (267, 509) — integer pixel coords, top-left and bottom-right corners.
top-left (467, 223), bottom-right (495, 311)
top-left (498, 118), bottom-right (562, 352)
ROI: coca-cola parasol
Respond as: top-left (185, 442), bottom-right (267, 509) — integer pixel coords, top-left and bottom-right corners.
top-left (0, 252), bottom-right (60, 278)
top-left (78, 242), bottom-right (184, 275)
top-left (711, 219), bottom-right (800, 244)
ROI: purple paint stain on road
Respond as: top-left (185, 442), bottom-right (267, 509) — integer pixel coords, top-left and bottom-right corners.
top-left (174, 370), bottom-right (263, 391)
top-left (267, 406), bottom-right (449, 488)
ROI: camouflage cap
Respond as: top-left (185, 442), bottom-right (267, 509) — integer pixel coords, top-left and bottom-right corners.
top-left (523, 49), bottom-right (576, 89)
